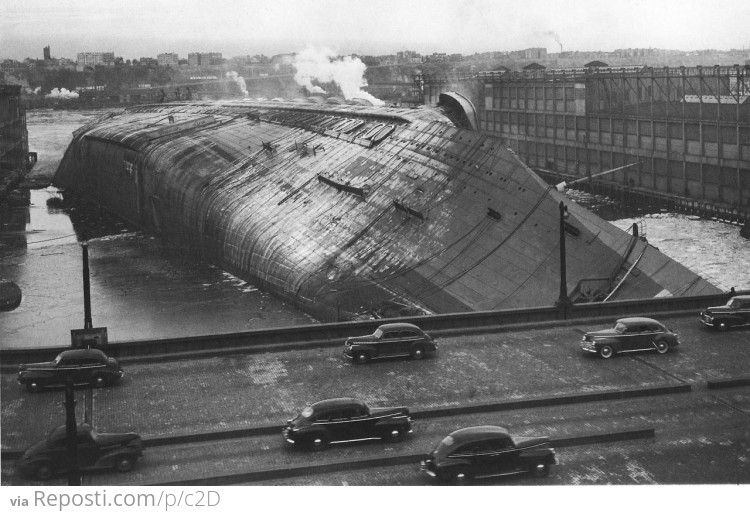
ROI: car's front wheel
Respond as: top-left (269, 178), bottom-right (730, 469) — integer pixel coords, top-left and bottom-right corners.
top-left (306, 434), bottom-right (330, 451)
top-left (714, 320), bottom-right (729, 331)
top-left (91, 374), bottom-right (108, 388)
top-left (26, 380), bottom-right (41, 392)
top-left (530, 462), bottom-right (550, 477)
top-left (354, 352), bottom-right (370, 364)
top-left (34, 461), bottom-right (56, 481)
top-left (411, 347), bottom-right (425, 360)
top-left (383, 427), bottom-right (406, 443)
top-left (437, 467), bottom-right (471, 483)
top-left (115, 454), bottom-right (136, 473)
top-left (599, 345), bottom-right (615, 359)
top-left (655, 340), bottom-right (669, 354)
top-left (448, 468), bottom-right (473, 484)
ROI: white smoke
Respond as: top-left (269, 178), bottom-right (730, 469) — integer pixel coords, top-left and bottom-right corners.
top-left (292, 46), bottom-right (384, 106)
top-left (24, 86), bottom-right (42, 95)
top-left (46, 88), bottom-right (79, 99)
top-left (226, 71), bottom-right (248, 95)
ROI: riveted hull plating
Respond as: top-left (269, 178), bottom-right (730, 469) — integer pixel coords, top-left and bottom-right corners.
top-left (53, 100), bottom-right (720, 320)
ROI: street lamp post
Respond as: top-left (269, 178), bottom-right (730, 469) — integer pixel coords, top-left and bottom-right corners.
top-left (64, 378), bottom-right (81, 486)
top-left (557, 201), bottom-right (571, 317)
top-left (81, 239), bottom-right (93, 330)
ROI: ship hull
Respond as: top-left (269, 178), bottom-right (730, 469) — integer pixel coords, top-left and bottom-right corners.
top-left (53, 100), bottom-right (720, 321)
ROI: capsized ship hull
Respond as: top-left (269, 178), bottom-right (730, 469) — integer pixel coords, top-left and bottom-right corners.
top-left (53, 100), bottom-right (719, 320)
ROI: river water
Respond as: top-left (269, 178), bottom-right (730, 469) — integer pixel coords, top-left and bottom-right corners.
top-left (1, 109), bottom-right (748, 349)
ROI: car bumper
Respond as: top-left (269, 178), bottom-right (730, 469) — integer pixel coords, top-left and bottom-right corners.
top-left (700, 314), bottom-right (714, 327)
top-left (282, 428), bottom-right (295, 444)
top-left (342, 350), bottom-right (353, 360)
top-left (420, 461), bottom-right (437, 478)
top-left (580, 341), bottom-right (598, 353)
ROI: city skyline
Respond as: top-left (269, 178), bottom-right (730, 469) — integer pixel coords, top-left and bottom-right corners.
top-left (2, 0), bottom-right (750, 62)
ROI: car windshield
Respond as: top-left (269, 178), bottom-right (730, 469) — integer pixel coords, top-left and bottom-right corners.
top-left (727, 298), bottom-right (740, 309)
top-left (433, 435), bottom-right (455, 458)
top-left (613, 322), bottom-right (627, 333)
top-left (53, 353), bottom-right (64, 364)
top-left (300, 406), bottom-right (314, 418)
top-left (373, 328), bottom-right (384, 339)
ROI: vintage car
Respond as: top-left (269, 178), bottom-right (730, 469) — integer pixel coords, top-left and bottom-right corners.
top-left (17, 348), bottom-right (123, 391)
top-left (420, 426), bottom-right (557, 483)
top-left (580, 317), bottom-right (679, 359)
top-left (700, 295), bottom-right (750, 330)
top-left (343, 322), bottom-right (437, 364)
top-left (282, 397), bottom-right (413, 450)
top-left (16, 423), bottom-right (143, 480)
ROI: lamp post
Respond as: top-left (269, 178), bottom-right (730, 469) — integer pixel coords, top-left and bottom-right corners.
top-left (64, 378), bottom-right (81, 486)
top-left (557, 201), bottom-right (571, 317)
top-left (81, 238), bottom-right (93, 330)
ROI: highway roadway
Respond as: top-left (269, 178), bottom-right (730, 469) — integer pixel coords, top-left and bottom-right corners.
top-left (1, 314), bottom-right (748, 486)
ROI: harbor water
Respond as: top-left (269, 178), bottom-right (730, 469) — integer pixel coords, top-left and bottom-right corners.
top-left (1, 109), bottom-right (748, 349)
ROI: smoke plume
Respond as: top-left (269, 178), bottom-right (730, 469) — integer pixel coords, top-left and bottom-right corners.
top-left (46, 88), bottom-right (79, 99)
top-left (292, 46), bottom-right (383, 106)
top-left (226, 71), bottom-right (248, 95)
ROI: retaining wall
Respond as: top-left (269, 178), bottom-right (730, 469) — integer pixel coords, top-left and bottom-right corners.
top-left (1, 290), bottom-right (744, 368)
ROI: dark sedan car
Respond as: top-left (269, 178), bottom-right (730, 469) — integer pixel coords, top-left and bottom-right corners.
top-left (421, 426), bottom-right (557, 483)
top-left (700, 295), bottom-right (750, 330)
top-left (17, 423), bottom-right (143, 480)
top-left (17, 348), bottom-right (123, 391)
top-left (580, 317), bottom-right (679, 359)
top-left (282, 398), bottom-right (413, 450)
top-left (343, 322), bottom-right (437, 364)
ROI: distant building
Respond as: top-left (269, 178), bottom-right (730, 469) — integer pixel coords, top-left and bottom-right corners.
top-left (425, 53), bottom-right (448, 63)
top-left (510, 48), bottom-right (548, 60)
top-left (397, 50), bottom-right (422, 64)
top-left (137, 57), bottom-right (158, 67)
top-left (43, 46), bottom-right (51, 60)
top-left (157, 53), bottom-right (179, 67)
top-left (0, 59), bottom-right (24, 73)
top-left (522, 62), bottom-right (546, 71)
top-left (76, 52), bottom-right (115, 71)
top-left (188, 52), bottom-right (223, 67)
top-left (0, 85), bottom-right (32, 200)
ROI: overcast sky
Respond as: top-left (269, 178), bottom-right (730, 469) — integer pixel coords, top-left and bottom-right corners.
top-left (2, 0), bottom-right (750, 61)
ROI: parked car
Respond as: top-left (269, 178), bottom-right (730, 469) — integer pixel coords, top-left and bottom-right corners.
top-left (17, 348), bottom-right (123, 391)
top-left (282, 398), bottom-right (413, 450)
top-left (343, 322), bottom-right (437, 364)
top-left (16, 423), bottom-right (143, 480)
top-left (420, 426), bottom-right (557, 483)
top-left (580, 317), bottom-right (679, 359)
top-left (700, 295), bottom-right (750, 330)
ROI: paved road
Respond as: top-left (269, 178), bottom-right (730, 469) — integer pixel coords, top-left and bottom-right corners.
top-left (2, 315), bottom-right (748, 486)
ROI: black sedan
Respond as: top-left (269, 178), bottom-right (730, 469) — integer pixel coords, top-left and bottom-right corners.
top-left (580, 317), bottom-right (679, 359)
top-left (17, 348), bottom-right (123, 391)
top-left (343, 322), bottom-right (437, 364)
top-left (17, 424), bottom-right (143, 480)
top-left (700, 295), bottom-right (750, 330)
top-left (421, 426), bottom-right (557, 483)
top-left (282, 398), bottom-right (413, 450)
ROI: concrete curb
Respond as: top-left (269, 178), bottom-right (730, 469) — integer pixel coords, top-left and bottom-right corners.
top-left (150, 428), bottom-right (655, 486)
top-left (0, 384), bottom-right (685, 459)
top-left (706, 376), bottom-right (750, 389)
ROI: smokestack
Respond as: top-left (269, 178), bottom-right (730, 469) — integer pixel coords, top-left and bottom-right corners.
top-left (559, 43), bottom-right (563, 53)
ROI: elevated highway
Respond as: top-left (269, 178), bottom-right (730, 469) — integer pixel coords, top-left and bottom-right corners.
top-left (2, 312), bottom-right (748, 486)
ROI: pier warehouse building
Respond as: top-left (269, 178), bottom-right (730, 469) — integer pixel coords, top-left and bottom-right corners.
top-left (420, 65), bottom-right (750, 216)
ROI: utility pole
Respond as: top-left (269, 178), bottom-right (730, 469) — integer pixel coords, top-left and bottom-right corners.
top-left (557, 201), bottom-right (571, 317)
top-left (64, 378), bottom-right (81, 486)
top-left (81, 238), bottom-right (93, 330)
